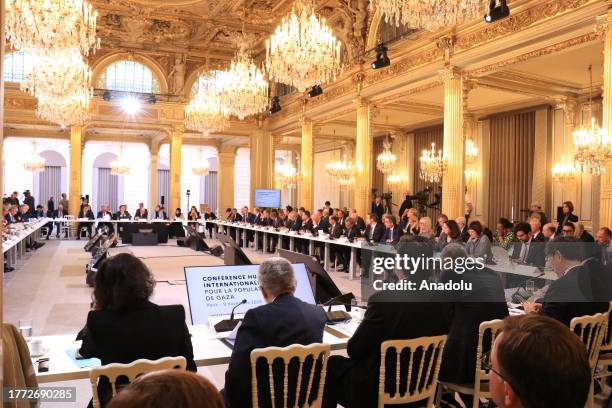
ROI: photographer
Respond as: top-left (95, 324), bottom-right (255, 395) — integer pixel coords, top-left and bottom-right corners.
top-left (371, 196), bottom-right (385, 221)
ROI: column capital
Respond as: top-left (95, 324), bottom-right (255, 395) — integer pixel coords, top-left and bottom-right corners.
top-left (299, 116), bottom-right (312, 126)
top-left (353, 96), bottom-right (370, 109)
top-left (172, 125), bottom-right (185, 134)
top-left (438, 66), bottom-right (462, 82)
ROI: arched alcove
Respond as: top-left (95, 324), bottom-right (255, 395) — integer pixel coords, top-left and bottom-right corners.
top-left (92, 152), bottom-right (121, 213)
top-left (33, 150), bottom-right (69, 209)
top-left (91, 52), bottom-right (169, 94)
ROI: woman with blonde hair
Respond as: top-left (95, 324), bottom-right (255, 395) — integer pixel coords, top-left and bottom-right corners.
top-left (418, 216), bottom-right (434, 240)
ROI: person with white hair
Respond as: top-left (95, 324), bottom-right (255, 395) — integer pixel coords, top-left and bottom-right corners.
top-left (223, 258), bottom-right (326, 408)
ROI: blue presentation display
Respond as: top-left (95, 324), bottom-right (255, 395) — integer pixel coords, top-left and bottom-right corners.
top-left (254, 189), bottom-right (281, 208)
top-left (184, 263), bottom-right (316, 325)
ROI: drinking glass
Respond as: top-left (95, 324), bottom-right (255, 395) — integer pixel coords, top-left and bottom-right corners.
top-left (18, 319), bottom-right (32, 339)
top-left (526, 280), bottom-right (535, 294)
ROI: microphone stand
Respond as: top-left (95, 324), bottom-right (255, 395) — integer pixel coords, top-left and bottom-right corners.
top-left (214, 299), bottom-right (247, 332)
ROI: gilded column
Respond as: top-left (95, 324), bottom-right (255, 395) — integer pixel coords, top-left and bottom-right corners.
top-left (354, 98), bottom-right (372, 217)
top-left (554, 96), bottom-right (579, 211)
top-left (218, 146), bottom-right (237, 213)
top-left (600, 12), bottom-right (612, 229)
top-left (149, 141), bottom-right (159, 208)
top-left (69, 125), bottom-right (83, 217)
top-left (300, 119), bottom-right (314, 210)
top-left (440, 67), bottom-right (465, 219)
top-left (169, 126), bottom-right (183, 212)
top-left (250, 129), bottom-right (274, 208)
top-left (463, 79), bottom-right (477, 210)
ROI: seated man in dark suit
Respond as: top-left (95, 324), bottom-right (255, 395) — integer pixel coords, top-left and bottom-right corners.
top-left (223, 258), bottom-right (326, 408)
top-left (297, 210), bottom-right (313, 254)
top-left (134, 203), bottom-right (148, 220)
top-left (364, 213), bottom-right (384, 243)
top-left (524, 236), bottom-right (611, 326)
top-left (327, 215), bottom-right (343, 266)
top-left (438, 243), bottom-right (509, 407)
top-left (97, 204), bottom-right (115, 235)
top-left (323, 236), bottom-right (451, 408)
top-left (510, 222), bottom-right (546, 267)
top-left (380, 214), bottom-right (402, 245)
top-left (77, 204), bottom-right (95, 240)
top-left (78, 253), bottom-right (196, 407)
top-left (48, 204), bottom-right (68, 239)
top-left (337, 217), bottom-right (361, 273)
top-left (152, 205), bottom-right (168, 220)
top-left (114, 204), bottom-right (131, 220)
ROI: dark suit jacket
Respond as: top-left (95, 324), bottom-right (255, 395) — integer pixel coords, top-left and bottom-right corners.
top-left (460, 227), bottom-right (470, 243)
top-left (153, 211), bottom-right (168, 220)
top-left (541, 261), bottom-right (610, 326)
top-left (79, 210), bottom-right (95, 220)
top-left (439, 268), bottom-right (509, 384)
top-left (532, 231), bottom-right (545, 242)
top-left (135, 209), bottom-right (148, 219)
top-left (78, 302), bottom-right (196, 407)
top-left (345, 225), bottom-right (361, 242)
top-left (24, 196), bottom-right (35, 216)
top-left (342, 289), bottom-right (450, 408)
top-left (114, 211), bottom-right (131, 220)
top-left (580, 231), bottom-right (595, 242)
top-left (310, 222), bottom-right (328, 236)
top-left (329, 223), bottom-right (343, 239)
top-left (224, 294), bottom-right (326, 408)
top-left (290, 218), bottom-right (302, 231)
top-left (510, 240), bottom-right (546, 267)
top-left (97, 211), bottom-right (112, 219)
top-left (380, 227), bottom-right (401, 244)
top-left (4, 213), bottom-right (15, 224)
top-left (299, 219), bottom-right (313, 234)
top-left (364, 223), bottom-right (385, 242)
top-left (354, 216), bottom-right (366, 232)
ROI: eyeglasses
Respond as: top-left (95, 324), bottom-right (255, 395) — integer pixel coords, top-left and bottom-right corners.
top-left (482, 351), bottom-right (521, 397)
top-left (562, 229), bottom-right (573, 234)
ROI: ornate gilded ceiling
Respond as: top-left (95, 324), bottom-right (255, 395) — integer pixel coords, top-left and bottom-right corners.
top-left (92, 0), bottom-right (370, 64)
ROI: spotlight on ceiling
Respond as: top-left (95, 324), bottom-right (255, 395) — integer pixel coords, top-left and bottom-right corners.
top-left (102, 91), bottom-right (112, 101)
top-left (371, 43), bottom-right (390, 70)
top-left (307, 85), bottom-right (323, 98)
top-left (269, 96), bottom-right (282, 114)
top-left (147, 95), bottom-right (157, 104)
top-left (484, 0), bottom-right (509, 23)
top-left (120, 95), bottom-right (142, 115)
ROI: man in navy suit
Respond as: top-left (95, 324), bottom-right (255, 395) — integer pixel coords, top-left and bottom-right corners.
top-left (380, 214), bottom-right (402, 244)
top-left (511, 222), bottom-right (546, 267)
top-left (223, 258), bottom-right (326, 408)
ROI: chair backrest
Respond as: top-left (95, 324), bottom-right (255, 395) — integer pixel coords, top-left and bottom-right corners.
top-left (474, 319), bottom-right (505, 386)
top-left (250, 343), bottom-right (330, 408)
top-left (89, 356), bottom-right (187, 408)
top-left (378, 335), bottom-right (447, 408)
top-left (570, 312), bottom-right (609, 372)
top-left (599, 303), bottom-right (612, 353)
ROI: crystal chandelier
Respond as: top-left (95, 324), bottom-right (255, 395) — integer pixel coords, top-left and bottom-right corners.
top-left (36, 86), bottom-right (92, 128)
top-left (419, 143), bottom-right (447, 183)
top-left (276, 160), bottom-right (300, 190)
top-left (376, 134), bottom-right (397, 174)
top-left (192, 148), bottom-right (211, 176)
top-left (21, 48), bottom-right (91, 99)
top-left (265, 0), bottom-right (342, 91)
top-left (386, 172), bottom-right (406, 186)
top-left (572, 66), bottom-right (611, 175)
top-left (552, 156), bottom-right (577, 182)
top-left (185, 72), bottom-right (229, 134)
top-left (110, 145), bottom-right (131, 176)
top-left (23, 140), bottom-right (46, 173)
top-left (325, 155), bottom-right (356, 186)
top-left (6, 0), bottom-right (100, 56)
top-left (465, 138), bottom-right (479, 164)
top-left (221, 48), bottom-right (268, 120)
top-left (370, 0), bottom-right (488, 32)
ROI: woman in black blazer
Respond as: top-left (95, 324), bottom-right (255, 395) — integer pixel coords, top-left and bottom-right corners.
top-left (78, 253), bottom-right (196, 407)
top-left (556, 200), bottom-right (579, 234)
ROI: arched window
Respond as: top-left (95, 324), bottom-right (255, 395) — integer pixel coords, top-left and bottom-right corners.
top-left (4, 50), bottom-right (29, 83)
top-left (97, 60), bottom-right (160, 93)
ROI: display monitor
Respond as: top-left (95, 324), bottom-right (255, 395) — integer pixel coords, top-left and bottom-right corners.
top-left (254, 189), bottom-right (281, 208)
top-left (184, 263), bottom-right (315, 325)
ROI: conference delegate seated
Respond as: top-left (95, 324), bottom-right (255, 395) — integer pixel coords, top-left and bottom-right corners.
top-left (296, 210), bottom-right (313, 254)
top-left (510, 222), bottom-right (546, 267)
top-left (223, 258), bottom-right (326, 408)
top-left (337, 217), bottom-right (361, 273)
top-left (596, 227), bottom-right (612, 266)
top-left (77, 204), bottom-right (95, 240)
top-left (380, 214), bottom-right (402, 245)
top-left (327, 215), bottom-right (343, 266)
top-left (187, 206), bottom-right (200, 229)
top-left (77, 253), bottom-right (196, 408)
top-left (203, 205), bottom-right (217, 239)
top-left (488, 314), bottom-right (591, 408)
top-left (465, 220), bottom-right (492, 261)
top-left (437, 243), bottom-right (509, 407)
top-left (523, 236), bottom-right (611, 326)
top-left (433, 219), bottom-right (463, 252)
top-left (266, 210), bottom-right (284, 253)
top-left (363, 213), bottom-right (384, 243)
top-left (134, 203), bottom-right (148, 220)
top-left (322, 236), bottom-right (451, 408)
top-left (151, 205), bottom-right (168, 220)
top-left (97, 205), bottom-right (115, 235)
top-left (46, 204), bottom-right (68, 239)
top-left (115, 205), bottom-right (131, 220)
top-left (107, 370), bottom-right (224, 408)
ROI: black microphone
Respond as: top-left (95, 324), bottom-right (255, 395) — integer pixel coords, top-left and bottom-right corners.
top-left (214, 299), bottom-right (247, 332)
top-left (322, 293), bottom-right (355, 323)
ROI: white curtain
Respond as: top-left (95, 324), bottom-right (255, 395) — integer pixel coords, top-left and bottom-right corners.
top-left (38, 166), bottom-right (62, 206)
top-left (199, 171), bottom-right (218, 213)
top-left (97, 168), bottom-right (119, 212)
top-left (158, 169), bottom-right (170, 208)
